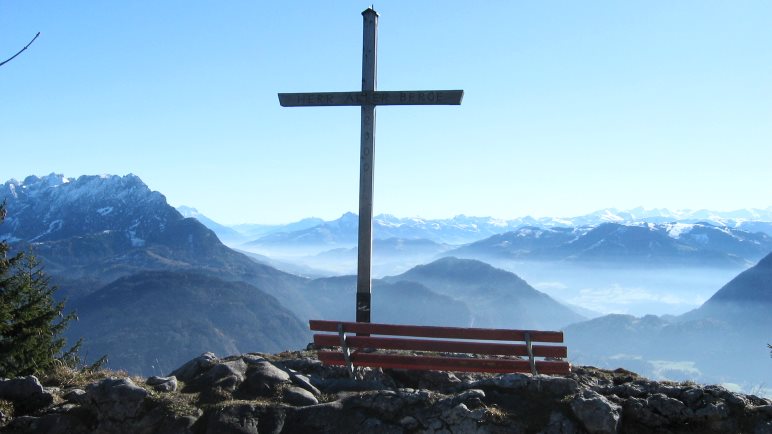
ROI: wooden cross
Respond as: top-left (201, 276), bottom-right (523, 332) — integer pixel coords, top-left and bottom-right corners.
top-left (278, 7), bottom-right (463, 324)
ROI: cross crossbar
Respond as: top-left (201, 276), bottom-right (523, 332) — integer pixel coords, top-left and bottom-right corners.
top-left (278, 90), bottom-right (464, 107)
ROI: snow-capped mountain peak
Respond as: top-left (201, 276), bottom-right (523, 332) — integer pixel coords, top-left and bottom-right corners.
top-left (1, 173), bottom-right (179, 244)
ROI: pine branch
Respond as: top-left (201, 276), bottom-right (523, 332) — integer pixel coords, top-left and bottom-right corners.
top-left (0, 32), bottom-right (41, 68)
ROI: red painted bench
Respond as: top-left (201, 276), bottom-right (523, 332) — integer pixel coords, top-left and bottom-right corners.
top-left (310, 320), bottom-right (571, 376)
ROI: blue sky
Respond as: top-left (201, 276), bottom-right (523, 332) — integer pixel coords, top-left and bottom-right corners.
top-left (2, 1), bottom-right (770, 224)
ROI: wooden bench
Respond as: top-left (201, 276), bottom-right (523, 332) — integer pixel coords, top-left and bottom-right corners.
top-left (310, 320), bottom-right (571, 377)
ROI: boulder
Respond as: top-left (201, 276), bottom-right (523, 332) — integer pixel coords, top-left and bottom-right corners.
top-left (0, 376), bottom-right (54, 412)
top-left (194, 359), bottom-right (246, 389)
top-left (202, 404), bottom-right (286, 434)
top-left (86, 377), bottom-right (148, 421)
top-left (288, 372), bottom-right (321, 396)
top-left (239, 361), bottom-right (291, 397)
top-left (569, 390), bottom-right (621, 434)
top-left (539, 411), bottom-right (579, 434)
top-left (646, 393), bottom-right (691, 420)
top-left (441, 402), bottom-right (487, 433)
top-left (283, 386), bottom-right (318, 406)
top-left (147, 375), bottom-right (178, 392)
top-left (63, 388), bottom-right (89, 405)
top-left (624, 396), bottom-right (668, 428)
top-left (169, 352), bottom-right (218, 382)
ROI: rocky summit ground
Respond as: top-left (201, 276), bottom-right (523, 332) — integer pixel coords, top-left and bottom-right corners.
top-left (0, 350), bottom-right (770, 434)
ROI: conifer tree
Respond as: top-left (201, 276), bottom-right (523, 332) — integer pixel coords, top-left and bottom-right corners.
top-left (0, 203), bottom-right (79, 377)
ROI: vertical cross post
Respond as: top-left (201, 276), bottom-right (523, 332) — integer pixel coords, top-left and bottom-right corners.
top-left (357, 8), bottom-right (378, 324)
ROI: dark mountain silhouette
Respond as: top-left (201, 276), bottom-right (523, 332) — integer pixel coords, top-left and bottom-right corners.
top-left (565, 252), bottom-right (772, 391)
top-left (67, 271), bottom-right (309, 376)
top-left (680, 252), bottom-right (772, 325)
top-left (699, 252), bottom-right (772, 305)
top-left (301, 275), bottom-right (473, 327)
top-left (384, 257), bottom-right (586, 329)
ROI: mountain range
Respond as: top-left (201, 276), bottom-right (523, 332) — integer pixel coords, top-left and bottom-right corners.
top-left (183, 206), bottom-right (772, 251)
top-left (1, 174), bottom-right (313, 373)
top-left (2, 173), bottom-right (771, 394)
top-left (1, 173), bottom-right (589, 374)
top-left (451, 222), bottom-right (772, 268)
top-left (182, 207), bottom-right (772, 272)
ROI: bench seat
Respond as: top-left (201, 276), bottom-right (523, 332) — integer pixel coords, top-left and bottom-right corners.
top-left (310, 320), bottom-right (571, 376)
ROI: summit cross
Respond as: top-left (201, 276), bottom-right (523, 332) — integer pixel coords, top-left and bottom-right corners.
top-left (278, 8), bottom-right (463, 324)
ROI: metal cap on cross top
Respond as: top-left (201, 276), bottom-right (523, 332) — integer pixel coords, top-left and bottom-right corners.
top-left (278, 8), bottom-right (464, 325)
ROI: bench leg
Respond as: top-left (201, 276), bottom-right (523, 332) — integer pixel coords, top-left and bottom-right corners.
top-left (338, 323), bottom-right (356, 379)
top-left (525, 332), bottom-right (537, 376)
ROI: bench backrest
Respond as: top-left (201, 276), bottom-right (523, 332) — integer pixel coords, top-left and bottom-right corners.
top-left (310, 320), bottom-right (571, 375)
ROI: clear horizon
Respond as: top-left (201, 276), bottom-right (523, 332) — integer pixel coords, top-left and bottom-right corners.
top-left (3, 1), bottom-right (771, 224)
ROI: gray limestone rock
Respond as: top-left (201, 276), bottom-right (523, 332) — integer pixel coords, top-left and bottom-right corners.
top-left (448, 388), bottom-right (486, 407)
top-left (133, 406), bottom-right (199, 434)
top-left (400, 415), bottom-right (419, 430)
top-left (539, 411), bottom-right (579, 434)
top-left (283, 385), bottom-right (319, 406)
top-left (204, 405), bottom-right (260, 434)
top-left (646, 393), bottom-right (691, 420)
top-left (754, 421), bottom-right (772, 434)
top-left (63, 388), bottom-right (89, 405)
top-left (390, 369), bottom-right (461, 391)
top-left (680, 387), bottom-right (704, 406)
top-left (147, 375), bottom-right (178, 392)
top-left (756, 404), bottom-right (772, 417)
top-left (240, 361), bottom-right (291, 397)
top-left (0, 375), bottom-right (54, 411)
top-left (441, 403), bottom-right (486, 433)
top-left (694, 400), bottom-right (731, 421)
top-left (169, 352), bottom-right (218, 382)
top-left (570, 390), bottom-right (621, 434)
top-left (86, 377), bottom-right (149, 421)
top-left (203, 404), bottom-right (286, 434)
top-left (470, 373), bottom-right (579, 397)
top-left (345, 389), bottom-right (406, 416)
top-left (624, 396), bottom-right (668, 428)
top-left (289, 372), bottom-right (321, 396)
top-left (608, 382), bottom-right (647, 398)
top-left (192, 359), bottom-right (248, 402)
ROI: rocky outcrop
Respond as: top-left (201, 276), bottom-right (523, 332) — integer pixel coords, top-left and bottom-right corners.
top-left (0, 352), bottom-right (769, 433)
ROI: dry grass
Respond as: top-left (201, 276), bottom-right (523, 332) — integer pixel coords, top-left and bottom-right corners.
top-left (484, 405), bottom-right (510, 423)
top-left (147, 389), bottom-right (201, 418)
top-left (38, 361), bottom-right (129, 389)
top-left (0, 399), bottom-right (14, 422)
